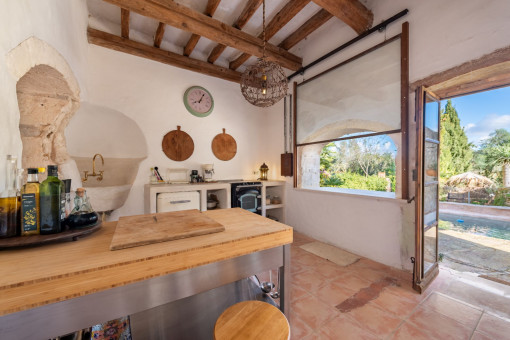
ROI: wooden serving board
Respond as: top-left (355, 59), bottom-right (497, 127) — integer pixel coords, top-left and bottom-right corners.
top-left (211, 128), bottom-right (237, 161)
top-left (110, 209), bottom-right (225, 250)
top-left (162, 126), bottom-right (194, 161)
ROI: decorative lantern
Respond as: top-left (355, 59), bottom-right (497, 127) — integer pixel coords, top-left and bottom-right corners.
top-left (259, 163), bottom-right (269, 181)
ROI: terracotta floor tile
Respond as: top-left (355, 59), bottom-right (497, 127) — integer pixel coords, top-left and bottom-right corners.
top-left (315, 281), bottom-right (355, 307)
top-left (470, 331), bottom-right (494, 340)
top-left (351, 266), bottom-right (389, 283)
top-left (389, 321), bottom-right (434, 340)
top-left (293, 269), bottom-right (328, 292)
top-left (346, 302), bottom-right (403, 337)
top-left (354, 258), bottom-right (392, 272)
top-left (290, 261), bottom-right (307, 276)
top-left (334, 274), bottom-right (372, 292)
top-left (313, 260), bottom-right (351, 280)
top-left (407, 305), bottom-right (473, 339)
top-left (384, 284), bottom-right (424, 304)
top-left (293, 231), bottom-right (315, 246)
top-left (289, 315), bottom-right (314, 339)
top-left (320, 314), bottom-right (381, 340)
top-left (476, 313), bottom-right (510, 339)
top-left (291, 283), bottom-right (310, 302)
top-left (421, 292), bottom-right (483, 328)
top-left (371, 289), bottom-right (418, 318)
top-left (291, 294), bottom-right (339, 330)
top-left (293, 251), bottom-right (323, 267)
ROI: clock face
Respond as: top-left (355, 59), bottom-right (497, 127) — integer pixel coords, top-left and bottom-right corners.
top-left (184, 86), bottom-right (214, 117)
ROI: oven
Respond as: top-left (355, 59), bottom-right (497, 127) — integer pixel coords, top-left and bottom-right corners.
top-left (230, 182), bottom-right (262, 215)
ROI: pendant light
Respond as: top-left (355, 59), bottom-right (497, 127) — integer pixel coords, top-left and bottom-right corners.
top-left (240, 0), bottom-right (288, 107)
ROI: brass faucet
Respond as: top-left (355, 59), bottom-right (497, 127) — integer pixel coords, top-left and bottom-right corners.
top-left (82, 153), bottom-right (104, 182)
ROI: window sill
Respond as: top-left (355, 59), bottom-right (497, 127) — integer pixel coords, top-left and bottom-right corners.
top-left (294, 186), bottom-right (408, 203)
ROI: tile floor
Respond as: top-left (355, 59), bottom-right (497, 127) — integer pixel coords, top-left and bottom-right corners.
top-left (281, 231), bottom-right (510, 339)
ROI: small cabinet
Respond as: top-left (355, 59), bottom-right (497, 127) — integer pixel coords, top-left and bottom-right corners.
top-left (261, 181), bottom-right (286, 223)
top-left (145, 183), bottom-right (231, 214)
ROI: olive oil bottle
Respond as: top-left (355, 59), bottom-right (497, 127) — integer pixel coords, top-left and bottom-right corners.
top-left (40, 165), bottom-right (64, 234)
top-left (0, 155), bottom-right (21, 238)
top-left (21, 168), bottom-right (40, 236)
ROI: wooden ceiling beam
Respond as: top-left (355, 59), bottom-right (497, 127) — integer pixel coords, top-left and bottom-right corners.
top-left (87, 27), bottom-right (242, 83)
top-left (154, 22), bottom-right (165, 48)
top-left (207, 0), bottom-right (262, 64)
top-left (121, 8), bottom-right (130, 38)
top-left (183, 0), bottom-right (222, 57)
top-left (103, 0), bottom-right (302, 70)
top-left (229, 0), bottom-right (310, 71)
top-left (278, 9), bottom-right (333, 51)
top-left (311, 0), bottom-right (373, 34)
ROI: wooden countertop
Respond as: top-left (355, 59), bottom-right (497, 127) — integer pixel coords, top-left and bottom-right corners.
top-left (0, 208), bottom-right (292, 316)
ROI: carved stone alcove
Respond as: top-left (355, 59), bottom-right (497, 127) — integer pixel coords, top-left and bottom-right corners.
top-left (6, 37), bottom-right (81, 183)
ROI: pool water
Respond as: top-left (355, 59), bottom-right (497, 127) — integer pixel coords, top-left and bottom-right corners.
top-left (439, 213), bottom-right (510, 241)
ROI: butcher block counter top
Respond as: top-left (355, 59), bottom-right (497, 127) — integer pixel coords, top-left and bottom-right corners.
top-left (0, 208), bottom-right (293, 317)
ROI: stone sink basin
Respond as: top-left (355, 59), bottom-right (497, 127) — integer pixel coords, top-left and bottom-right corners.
top-left (84, 184), bottom-right (132, 213)
top-left (73, 157), bottom-right (144, 213)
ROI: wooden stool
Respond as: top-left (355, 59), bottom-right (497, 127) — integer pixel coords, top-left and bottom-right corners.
top-left (214, 301), bottom-right (290, 340)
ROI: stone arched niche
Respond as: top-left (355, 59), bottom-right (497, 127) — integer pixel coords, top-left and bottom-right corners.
top-left (7, 37), bottom-right (81, 184)
top-left (298, 119), bottom-right (402, 197)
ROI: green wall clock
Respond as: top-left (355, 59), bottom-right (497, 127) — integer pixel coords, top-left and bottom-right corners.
top-left (183, 86), bottom-right (214, 117)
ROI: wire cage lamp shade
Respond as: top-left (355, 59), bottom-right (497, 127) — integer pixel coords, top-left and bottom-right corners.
top-left (240, 0), bottom-right (288, 107)
top-left (240, 58), bottom-right (288, 107)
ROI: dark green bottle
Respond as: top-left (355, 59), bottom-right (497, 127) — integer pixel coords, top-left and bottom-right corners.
top-left (40, 165), bottom-right (64, 234)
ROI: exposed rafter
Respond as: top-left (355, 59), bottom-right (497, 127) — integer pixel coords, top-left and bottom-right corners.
top-left (229, 0), bottom-right (310, 71)
top-left (154, 22), bottom-right (166, 48)
top-left (183, 0), bottom-right (222, 57)
top-left (279, 9), bottom-right (333, 51)
top-left (121, 8), bottom-right (130, 38)
top-left (311, 0), bottom-right (373, 34)
top-left (207, 0), bottom-right (262, 64)
top-left (88, 27), bottom-right (242, 83)
top-left (104, 0), bottom-right (302, 70)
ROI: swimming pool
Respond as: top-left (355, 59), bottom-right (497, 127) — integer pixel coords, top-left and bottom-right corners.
top-left (439, 213), bottom-right (510, 241)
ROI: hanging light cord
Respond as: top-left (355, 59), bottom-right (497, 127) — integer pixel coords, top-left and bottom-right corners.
top-left (262, 0), bottom-right (266, 59)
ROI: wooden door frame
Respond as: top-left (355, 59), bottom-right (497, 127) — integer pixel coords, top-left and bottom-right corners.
top-left (412, 45), bottom-right (510, 293)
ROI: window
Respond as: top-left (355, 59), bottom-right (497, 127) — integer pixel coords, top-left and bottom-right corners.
top-left (294, 32), bottom-right (409, 199)
top-left (320, 134), bottom-right (397, 193)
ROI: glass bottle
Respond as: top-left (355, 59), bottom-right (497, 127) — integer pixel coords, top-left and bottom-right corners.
top-left (0, 155), bottom-right (21, 238)
top-left (40, 165), bottom-right (64, 234)
top-left (21, 168), bottom-right (40, 236)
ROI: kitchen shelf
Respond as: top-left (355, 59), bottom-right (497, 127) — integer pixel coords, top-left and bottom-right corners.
top-left (265, 204), bottom-right (284, 210)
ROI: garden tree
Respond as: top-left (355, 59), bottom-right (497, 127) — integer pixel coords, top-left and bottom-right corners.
top-left (485, 144), bottom-right (510, 187)
top-left (440, 99), bottom-right (473, 179)
top-left (474, 129), bottom-right (510, 180)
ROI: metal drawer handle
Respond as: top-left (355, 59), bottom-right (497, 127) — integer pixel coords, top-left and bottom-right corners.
top-left (169, 200), bottom-right (191, 204)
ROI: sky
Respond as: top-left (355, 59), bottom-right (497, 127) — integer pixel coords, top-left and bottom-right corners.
top-left (441, 86), bottom-right (510, 148)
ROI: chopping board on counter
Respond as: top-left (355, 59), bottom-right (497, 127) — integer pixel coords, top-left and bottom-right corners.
top-left (110, 209), bottom-right (225, 251)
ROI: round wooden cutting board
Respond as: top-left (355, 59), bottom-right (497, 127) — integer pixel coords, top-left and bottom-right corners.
top-left (211, 128), bottom-right (237, 161)
top-left (162, 126), bottom-right (194, 161)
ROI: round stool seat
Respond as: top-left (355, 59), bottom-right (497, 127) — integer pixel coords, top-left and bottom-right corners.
top-left (214, 301), bottom-right (290, 340)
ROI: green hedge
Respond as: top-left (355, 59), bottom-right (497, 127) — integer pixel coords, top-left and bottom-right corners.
top-left (320, 171), bottom-right (395, 192)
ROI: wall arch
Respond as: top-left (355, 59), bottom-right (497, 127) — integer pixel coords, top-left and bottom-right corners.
top-left (6, 36), bottom-right (81, 184)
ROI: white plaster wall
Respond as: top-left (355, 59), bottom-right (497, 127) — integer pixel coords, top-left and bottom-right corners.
top-left (286, 0), bottom-right (510, 270)
top-left (85, 45), bottom-right (281, 220)
top-left (0, 0), bottom-right (89, 190)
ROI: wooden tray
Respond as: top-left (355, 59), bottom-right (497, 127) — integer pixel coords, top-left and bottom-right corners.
top-left (162, 126), bottom-right (194, 161)
top-left (0, 222), bottom-right (102, 249)
top-left (211, 128), bottom-right (237, 161)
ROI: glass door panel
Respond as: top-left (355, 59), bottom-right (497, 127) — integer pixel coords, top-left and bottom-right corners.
top-left (414, 87), bottom-right (440, 292)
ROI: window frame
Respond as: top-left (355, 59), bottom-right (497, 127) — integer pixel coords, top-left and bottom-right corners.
top-left (293, 23), bottom-right (409, 200)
